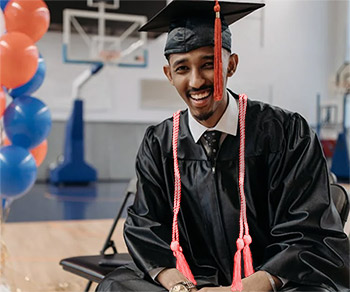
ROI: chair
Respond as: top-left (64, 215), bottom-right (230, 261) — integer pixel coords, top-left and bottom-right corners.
top-left (330, 183), bottom-right (350, 227)
top-left (60, 180), bottom-right (349, 291)
top-left (59, 178), bottom-right (137, 291)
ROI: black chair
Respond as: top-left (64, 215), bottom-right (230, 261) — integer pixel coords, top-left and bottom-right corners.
top-left (59, 178), bottom-right (136, 291)
top-left (330, 183), bottom-right (350, 227)
top-left (60, 180), bottom-right (349, 291)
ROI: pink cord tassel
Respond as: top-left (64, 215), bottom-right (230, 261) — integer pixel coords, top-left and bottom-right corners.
top-left (171, 241), bottom-right (197, 285)
top-left (213, 1), bottom-right (223, 101)
top-left (231, 238), bottom-right (244, 291)
top-left (243, 235), bottom-right (254, 277)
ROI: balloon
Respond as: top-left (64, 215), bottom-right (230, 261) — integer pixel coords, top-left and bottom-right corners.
top-left (0, 0), bottom-right (9, 11)
top-left (1, 197), bottom-right (7, 209)
top-left (3, 136), bottom-right (47, 167)
top-left (29, 139), bottom-right (47, 166)
top-left (0, 32), bottom-right (39, 89)
top-left (2, 136), bottom-right (10, 146)
top-left (4, 95), bottom-right (51, 149)
top-left (0, 8), bottom-right (5, 36)
top-left (9, 54), bottom-right (46, 98)
top-left (0, 86), bottom-right (5, 117)
top-left (0, 145), bottom-right (37, 198)
top-left (4, 0), bottom-right (50, 43)
top-left (1, 194), bottom-right (25, 212)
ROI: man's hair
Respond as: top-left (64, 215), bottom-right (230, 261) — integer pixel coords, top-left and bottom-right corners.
top-left (165, 47), bottom-right (231, 64)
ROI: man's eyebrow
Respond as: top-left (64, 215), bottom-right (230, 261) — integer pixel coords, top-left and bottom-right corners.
top-left (172, 58), bottom-right (188, 67)
top-left (172, 54), bottom-right (214, 67)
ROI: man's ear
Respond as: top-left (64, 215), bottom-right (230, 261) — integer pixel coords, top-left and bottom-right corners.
top-left (163, 65), bottom-right (174, 85)
top-left (227, 53), bottom-right (239, 77)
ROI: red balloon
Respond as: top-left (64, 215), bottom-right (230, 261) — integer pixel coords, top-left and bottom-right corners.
top-left (4, 0), bottom-right (50, 43)
top-left (0, 32), bottom-right (39, 89)
top-left (0, 87), bottom-right (5, 118)
top-left (3, 136), bottom-right (48, 167)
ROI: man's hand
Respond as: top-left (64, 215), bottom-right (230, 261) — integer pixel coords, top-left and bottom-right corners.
top-left (157, 268), bottom-right (198, 291)
top-left (198, 287), bottom-right (231, 292)
top-left (158, 269), bottom-right (280, 292)
top-left (198, 271), bottom-right (281, 292)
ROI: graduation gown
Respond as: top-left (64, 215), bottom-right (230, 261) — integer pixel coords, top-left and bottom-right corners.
top-left (122, 97), bottom-right (349, 290)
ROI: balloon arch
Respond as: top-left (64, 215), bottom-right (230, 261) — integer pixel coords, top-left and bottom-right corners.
top-left (0, 0), bottom-right (51, 210)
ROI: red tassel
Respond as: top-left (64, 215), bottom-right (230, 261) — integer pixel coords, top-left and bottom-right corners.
top-left (231, 239), bottom-right (244, 291)
top-left (243, 235), bottom-right (254, 277)
top-left (214, 2), bottom-right (223, 101)
top-left (171, 241), bottom-right (197, 285)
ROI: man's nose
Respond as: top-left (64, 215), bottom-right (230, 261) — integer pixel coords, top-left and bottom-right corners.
top-left (189, 69), bottom-right (205, 89)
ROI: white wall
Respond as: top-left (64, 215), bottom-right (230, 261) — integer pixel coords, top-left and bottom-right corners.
top-left (34, 0), bottom-right (348, 127)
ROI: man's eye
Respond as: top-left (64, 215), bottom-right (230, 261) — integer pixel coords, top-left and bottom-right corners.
top-left (175, 66), bottom-right (188, 72)
top-left (203, 62), bottom-right (214, 69)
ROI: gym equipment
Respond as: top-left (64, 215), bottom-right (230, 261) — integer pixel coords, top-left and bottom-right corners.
top-left (331, 92), bottom-right (350, 180)
top-left (331, 62), bottom-right (350, 181)
top-left (62, 0), bottom-right (148, 67)
top-left (49, 64), bottom-right (103, 184)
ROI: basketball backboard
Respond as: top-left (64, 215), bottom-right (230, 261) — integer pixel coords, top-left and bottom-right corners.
top-left (62, 0), bottom-right (148, 67)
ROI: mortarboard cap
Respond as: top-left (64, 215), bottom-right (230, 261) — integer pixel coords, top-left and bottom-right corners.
top-left (139, 0), bottom-right (264, 56)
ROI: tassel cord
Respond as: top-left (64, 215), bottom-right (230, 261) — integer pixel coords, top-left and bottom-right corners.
top-left (171, 111), bottom-right (197, 285)
top-left (214, 0), bottom-right (223, 101)
top-left (231, 95), bottom-right (254, 291)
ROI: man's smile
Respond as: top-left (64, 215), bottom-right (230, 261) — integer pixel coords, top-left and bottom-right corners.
top-left (187, 87), bottom-right (213, 107)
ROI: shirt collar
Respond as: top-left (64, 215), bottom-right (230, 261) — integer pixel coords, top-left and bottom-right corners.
top-left (188, 91), bottom-right (239, 143)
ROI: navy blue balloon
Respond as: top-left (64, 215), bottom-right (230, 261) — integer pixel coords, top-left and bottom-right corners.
top-left (0, 145), bottom-right (37, 198)
top-left (4, 96), bottom-right (52, 149)
top-left (0, 0), bottom-right (9, 11)
top-left (9, 54), bottom-right (46, 98)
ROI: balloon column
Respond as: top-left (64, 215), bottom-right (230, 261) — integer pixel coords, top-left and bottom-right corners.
top-left (0, 0), bottom-right (51, 210)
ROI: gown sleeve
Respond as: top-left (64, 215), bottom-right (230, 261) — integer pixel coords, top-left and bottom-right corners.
top-left (123, 125), bottom-right (176, 276)
top-left (259, 113), bottom-right (349, 290)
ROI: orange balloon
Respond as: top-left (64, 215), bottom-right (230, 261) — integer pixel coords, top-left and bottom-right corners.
top-left (4, 0), bottom-right (50, 43)
top-left (0, 32), bottom-right (39, 89)
top-left (3, 136), bottom-right (10, 146)
top-left (0, 87), bottom-right (6, 118)
top-left (3, 137), bottom-right (47, 167)
top-left (29, 139), bottom-right (48, 167)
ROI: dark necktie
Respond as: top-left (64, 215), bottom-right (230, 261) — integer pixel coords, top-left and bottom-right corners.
top-left (202, 131), bottom-right (222, 160)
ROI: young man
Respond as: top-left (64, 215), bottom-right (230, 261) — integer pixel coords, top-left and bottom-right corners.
top-left (97, 1), bottom-right (349, 291)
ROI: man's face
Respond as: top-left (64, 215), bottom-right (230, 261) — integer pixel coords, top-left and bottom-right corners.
top-left (163, 46), bottom-right (238, 127)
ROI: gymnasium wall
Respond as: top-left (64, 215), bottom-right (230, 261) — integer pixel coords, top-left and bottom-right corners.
top-left (33, 0), bottom-right (348, 180)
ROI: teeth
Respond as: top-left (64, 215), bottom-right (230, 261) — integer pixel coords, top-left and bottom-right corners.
top-left (190, 91), bottom-right (211, 100)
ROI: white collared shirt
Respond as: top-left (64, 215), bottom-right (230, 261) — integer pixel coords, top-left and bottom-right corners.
top-left (188, 91), bottom-right (239, 144)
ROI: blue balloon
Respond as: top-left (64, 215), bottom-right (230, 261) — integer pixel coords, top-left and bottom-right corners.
top-left (0, 145), bottom-right (37, 198)
top-left (1, 197), bottom-right (6, 209)
top-left (4, 96), bottom-right (52, 149)
top-left (9, 54), bottom-right (46, 98)
top-left (0, 0), bottom-right (9, 11)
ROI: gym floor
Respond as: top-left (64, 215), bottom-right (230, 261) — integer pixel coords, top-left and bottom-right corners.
top-left (1, 181), bottom-right (349, 292)
top-left (1, 181), bottom-right (131, 292)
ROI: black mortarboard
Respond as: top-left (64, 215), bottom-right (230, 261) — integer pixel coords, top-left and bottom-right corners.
top-left (139, 0), bottom-right (264, 55)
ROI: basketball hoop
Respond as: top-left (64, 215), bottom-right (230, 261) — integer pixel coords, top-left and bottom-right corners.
top-left (62, 4), bottom-right (148, 67)
top-left (99, 50), bottom-right (121, 63)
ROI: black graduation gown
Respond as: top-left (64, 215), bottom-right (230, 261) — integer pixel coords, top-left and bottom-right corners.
top-left (123, 98), bottom-right (349, 290)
